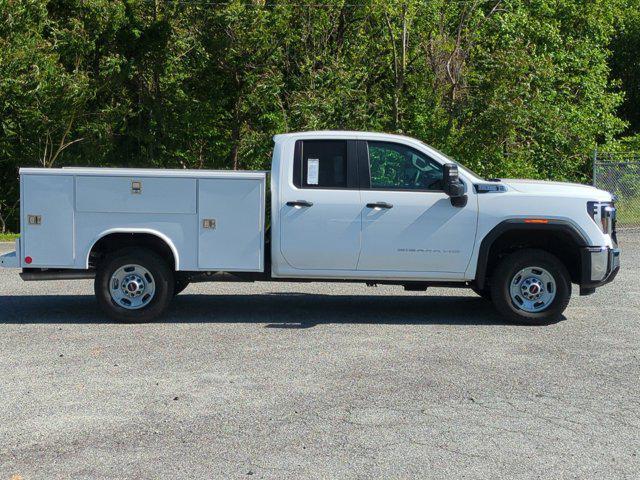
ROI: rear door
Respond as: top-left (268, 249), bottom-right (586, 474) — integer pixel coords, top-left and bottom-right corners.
top-left (357, 140), bottom-right (478, 275)
top-left (279, 139), bottom-right (362, 270)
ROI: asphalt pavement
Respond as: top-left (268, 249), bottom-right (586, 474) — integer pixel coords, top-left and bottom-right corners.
top-left (0, 233), bottom-right (638, 479)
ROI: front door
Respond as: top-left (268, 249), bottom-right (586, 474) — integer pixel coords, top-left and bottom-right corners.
top-left (357, 141), bottom-right (477, 275)
top-left (279, 139), bottom-right (362, 270)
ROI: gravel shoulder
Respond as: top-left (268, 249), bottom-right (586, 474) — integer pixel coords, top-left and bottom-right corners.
top-left (0, 233), bottom-right (638, 479)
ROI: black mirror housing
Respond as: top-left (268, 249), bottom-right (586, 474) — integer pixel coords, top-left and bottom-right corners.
top-left (443, 163), bottom-right (464, 197)
top-left (443, 163), bottom-right (467, 207)
top-left (447, 182), bottom-right (465, 197)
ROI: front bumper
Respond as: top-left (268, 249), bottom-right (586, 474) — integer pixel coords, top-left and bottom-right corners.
top-left (579, 246), bottom-right (620, 295)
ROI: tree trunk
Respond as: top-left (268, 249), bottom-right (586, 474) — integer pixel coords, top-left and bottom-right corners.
top-left (385, 5), bottom-right (409, 132)
top-left (0, 205), bottom-right (6, 234)
top-left (230, 95), bottom-right (243, 170)
top-left (230, 129), bottom-right (240, 171)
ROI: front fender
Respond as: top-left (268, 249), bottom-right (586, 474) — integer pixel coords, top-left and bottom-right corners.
top-left (474, 219), bottom-right (589, 290)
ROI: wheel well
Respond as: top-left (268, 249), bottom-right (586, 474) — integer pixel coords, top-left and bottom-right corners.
top-left (89, 233), bottom-right (177, 270)
top-left (481, 229), bottom-right (583, 288)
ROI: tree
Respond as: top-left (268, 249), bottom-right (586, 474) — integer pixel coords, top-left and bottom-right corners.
top-left (609, 0), bottom-right (640, 137)
top-left (0, 0), bottom-right (632, 232)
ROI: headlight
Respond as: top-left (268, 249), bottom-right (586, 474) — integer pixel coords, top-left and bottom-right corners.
top-left (587, 201), bottom-right (616, 235)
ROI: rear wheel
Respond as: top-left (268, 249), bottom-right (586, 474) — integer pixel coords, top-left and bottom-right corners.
top-left (490, 249), bottom-right (571, 325)
top-left (95, 248), bottom-right (174, 322)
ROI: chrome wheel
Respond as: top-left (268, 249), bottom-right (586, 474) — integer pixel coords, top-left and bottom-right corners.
top-left (509, 266), bottom-right (556, 313)
top-left (109, 264), bottom-right (156, 310)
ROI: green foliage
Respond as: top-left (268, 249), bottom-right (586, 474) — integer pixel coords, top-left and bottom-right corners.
top-left (0, 0), bottom-right (636, 230)
top-left (610, 0), bottom-right (640, 135)
top-left (616, 196), bottom-right (640, 226)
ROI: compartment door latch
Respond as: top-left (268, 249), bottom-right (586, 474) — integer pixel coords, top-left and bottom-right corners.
top-left (27, 215), bottom-right (42, 225)
top-left (202, 219), bottom-right (216, 230)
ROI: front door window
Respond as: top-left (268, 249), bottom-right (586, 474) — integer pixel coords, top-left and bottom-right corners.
top-left (368, 141), bottom-right (444, 191)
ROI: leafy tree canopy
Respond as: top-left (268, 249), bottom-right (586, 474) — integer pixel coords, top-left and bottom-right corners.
top-left (0, 0), bottom-right (636, 230)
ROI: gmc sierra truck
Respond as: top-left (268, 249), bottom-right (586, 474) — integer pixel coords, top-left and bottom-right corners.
top-left (0, 131), bottom-right (620, 324)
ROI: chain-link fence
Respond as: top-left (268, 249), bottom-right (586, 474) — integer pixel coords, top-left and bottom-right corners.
top-left (593, 151), bottom-right (640, 229)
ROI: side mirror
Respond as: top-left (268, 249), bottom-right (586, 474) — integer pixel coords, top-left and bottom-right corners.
top-left (447, 182), bottom-right (465, 198)
top-left (443, 163), bottom-right (467, 207)
top-left (443, 163), bottom-right (464, 197)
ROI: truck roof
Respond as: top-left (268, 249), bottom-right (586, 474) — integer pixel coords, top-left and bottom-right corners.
top-left (273, 130), bottom-right (420, 143)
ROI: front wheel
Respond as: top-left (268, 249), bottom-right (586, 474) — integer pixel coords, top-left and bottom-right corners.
top-left (490, 249), bottom-right (571, 325)
top-left (472, 286), bottom-right (492, 301)
top-left (95, 248), bottom-right (174, 322)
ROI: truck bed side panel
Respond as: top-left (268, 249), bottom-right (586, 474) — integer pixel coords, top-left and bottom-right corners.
top-left (18, 168), bottom-right (266, 273)
top-left (198, 178), bottom-right (264, 271)
top-left (22, 174), bottom-right (75, 267)
top-left (75, 212), bottom-right (198, 271)
top-left (76, 176), bottom-right (196, 214)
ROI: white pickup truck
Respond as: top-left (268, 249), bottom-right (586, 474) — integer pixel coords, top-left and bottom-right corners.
top-left (0, 131), bottom-right (620, 324)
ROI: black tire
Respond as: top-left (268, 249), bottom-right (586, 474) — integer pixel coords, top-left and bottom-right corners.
top-left (173, 273), bottom-right (191, 296)
top-left (472, 286), bottom-right (492, 301)
top-left (95, 248), bottom-right (174, 322)
top-left (490, 249), bottom-right (571, 325)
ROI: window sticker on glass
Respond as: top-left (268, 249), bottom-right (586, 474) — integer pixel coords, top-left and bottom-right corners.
top-left (307, 158), bottom-right (319, 185)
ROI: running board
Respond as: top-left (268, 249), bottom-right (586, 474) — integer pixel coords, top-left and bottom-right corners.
top-left (20, 269), bottom-right (96, 281)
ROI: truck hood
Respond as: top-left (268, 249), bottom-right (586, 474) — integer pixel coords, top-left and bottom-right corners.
top-left (501, 178), bottom-right (613, 202)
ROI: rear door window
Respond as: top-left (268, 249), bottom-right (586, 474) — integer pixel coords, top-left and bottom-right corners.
top-left (294, 140), bottom-right (357, 189)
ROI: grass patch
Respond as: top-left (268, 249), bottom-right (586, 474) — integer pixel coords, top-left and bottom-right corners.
top-left (0, 233), bottom-right (19, 242)
top-left (616, 198), bottom-right (640, 226)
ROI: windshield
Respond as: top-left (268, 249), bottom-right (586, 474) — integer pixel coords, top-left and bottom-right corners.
top-left (419, 142), bottom-right (486, 181)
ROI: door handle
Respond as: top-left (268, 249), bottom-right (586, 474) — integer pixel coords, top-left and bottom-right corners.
top-left (366, 202), bottom-right (393, 209)
top-left (286, 200), bottom-right (314, 207)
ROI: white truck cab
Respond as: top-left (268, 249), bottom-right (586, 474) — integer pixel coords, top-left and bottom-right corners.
top-left (0, 131), bottom-right (620, 324)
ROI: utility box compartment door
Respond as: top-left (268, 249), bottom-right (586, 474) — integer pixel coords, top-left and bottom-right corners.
top-left (198, 178), bottom-right (265, 271)
top-left (22, 174), bottom-right (75, 267)
top-left (76, 176), bottom-right (196, 214)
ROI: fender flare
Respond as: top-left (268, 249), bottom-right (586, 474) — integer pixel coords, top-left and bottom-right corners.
top-left (475, 219), bottom-right (589, 290)
top-left (85, 228), bottom-right (180, 270)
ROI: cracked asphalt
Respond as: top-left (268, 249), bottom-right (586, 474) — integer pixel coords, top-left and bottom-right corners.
top-left (1, 232), bottom-right (638, 479)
